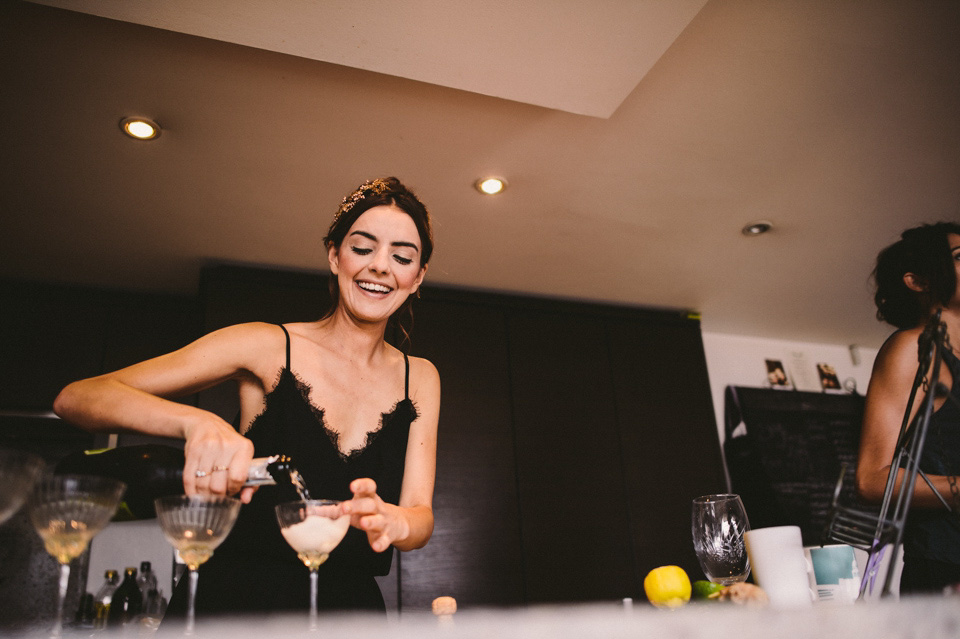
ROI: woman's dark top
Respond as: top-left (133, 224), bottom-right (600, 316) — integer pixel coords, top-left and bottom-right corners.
top-left (166, 324), bottom-right (417, 615)
top-left (901, 346), bottom-right (960, 591)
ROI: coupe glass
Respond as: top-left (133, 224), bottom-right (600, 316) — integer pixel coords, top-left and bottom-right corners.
top-left (0, 447), bottom-right (45, 525)
top-left (29, 474), bottom-right (126, 637)
top-left (155, 495), bottom-right (241, 635)
top-left (275, 500), bottom-right (350, 630)
top-left (691, 493), bottom-right (751, 585)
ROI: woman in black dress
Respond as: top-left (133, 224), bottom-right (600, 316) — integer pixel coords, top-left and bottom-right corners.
top-left (857, 221), bottom-right (960, 594)
top-left (54, 177), bottom-right (441, 613)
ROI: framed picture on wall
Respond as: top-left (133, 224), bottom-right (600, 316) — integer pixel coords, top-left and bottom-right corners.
top-left (816, 363), bottom-right (843, 393)
top-left (765, 359), bottom-right (792, 390)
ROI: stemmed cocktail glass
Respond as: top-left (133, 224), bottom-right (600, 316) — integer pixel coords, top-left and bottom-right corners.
top-left (0, 447), bottom-right (45, 526)
top-left (275, 500), bottom-right (350, 630)
top-left (691, 493), bottom-right (752, 585)
top-left (155, 495), bottom-right (241, 635)
top-left (29, 474), bottom-right (126, 637)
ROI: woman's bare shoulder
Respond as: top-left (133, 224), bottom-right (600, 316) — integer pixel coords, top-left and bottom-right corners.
top-left (202, 321), bottom-right (284, 346)
top-left (192, 322), bottom-right (287, 365)
top-left (277, 321), bottom-right (316, 335)
top-left (870, 327), bottom-right (925, 386)
top-left (874, 328), bottom-right (923, 365)
top-left (407, 355), bottom-right (439, 382)
top-left (406, 355), bottom-right (440, 401)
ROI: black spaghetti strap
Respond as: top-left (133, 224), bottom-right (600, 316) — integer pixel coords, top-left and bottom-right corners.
top-left (278, 324), bottom-right (291, 369)
top-left (403, 353), bottom-right (410, 400)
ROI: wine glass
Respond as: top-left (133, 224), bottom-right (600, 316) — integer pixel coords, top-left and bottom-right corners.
top-left (0, 447), bottom-right (45, 525)
top-left (275, 500), bottom-right (350, 630)
top-left (29, 474), bottom-right (126, 637)
top-left (691, 493), bottom-right (751, 585)
top-left (155, 495), bottom-right (241, 635)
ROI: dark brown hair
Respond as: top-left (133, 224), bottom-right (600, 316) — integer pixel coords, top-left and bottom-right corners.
top-left (873, 222), bottom-right (960, 329)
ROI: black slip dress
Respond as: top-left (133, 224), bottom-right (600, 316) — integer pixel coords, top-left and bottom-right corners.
top-left (900, 347), bottom-right (960, 593)
top-left (164, 324), bottom-right (417, 617)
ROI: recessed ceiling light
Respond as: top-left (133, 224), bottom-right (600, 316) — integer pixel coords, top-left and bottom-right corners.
top-left (741, 220), bottom-right (773, 236)
top-left (475, 177), bottom-right (507, 195)
top-left (120, 117), bottom-right (161, 140)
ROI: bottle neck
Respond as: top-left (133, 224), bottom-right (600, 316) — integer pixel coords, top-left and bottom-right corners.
top-left (245, 455), bottom-right (285, 486)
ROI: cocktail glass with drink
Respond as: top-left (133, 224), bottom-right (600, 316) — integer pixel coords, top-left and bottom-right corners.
top-left (691, 493), bottom-right (752, 585)
top-left (155, 495), bottom-right (241, 635)
top-left (29, 474), bottom-right (126, 637)
top-left (275, 499), bottom-right (350, 630)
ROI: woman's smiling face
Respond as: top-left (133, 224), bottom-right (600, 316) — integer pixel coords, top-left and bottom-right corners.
top-left (328, 205), bottom-right (427, 323)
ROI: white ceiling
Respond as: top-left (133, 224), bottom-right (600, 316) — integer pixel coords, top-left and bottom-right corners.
top-left (24, 0), bottom-right (709, 118)
top-left (4, 0), bottom-right (960, 349)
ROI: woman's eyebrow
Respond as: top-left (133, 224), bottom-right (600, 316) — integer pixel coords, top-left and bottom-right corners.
top-left (349, 230), bottom-right (420, 252)
top-left (349, 230), bottom-right (377, 241)
top-left (392, 241), bottom-right (420, 252)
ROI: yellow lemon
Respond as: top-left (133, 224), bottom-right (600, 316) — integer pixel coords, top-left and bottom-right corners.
top-left (643, 565), bottom-right (692, 609)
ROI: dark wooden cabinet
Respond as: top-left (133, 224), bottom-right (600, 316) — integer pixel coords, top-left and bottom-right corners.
top-left (0, 280), bottom-right (199, 412)
top-left (401, 296), bottom-right (524, 608)
top-left (607, 319), bottom-right (728, 586)
top-left (2, 281), bottom-right (109, 410)
top-left (507, 309), bottom-right (636, 603)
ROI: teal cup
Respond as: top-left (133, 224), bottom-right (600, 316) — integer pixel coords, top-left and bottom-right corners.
top-left (808, 544), bottom-right (859, 603)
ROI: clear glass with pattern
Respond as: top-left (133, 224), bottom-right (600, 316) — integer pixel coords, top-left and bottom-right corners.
top-left (691, 493), bottom-right (752, 585)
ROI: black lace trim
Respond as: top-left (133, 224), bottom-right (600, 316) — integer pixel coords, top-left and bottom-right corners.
top-left (249, 367), bottom-right (418, 462)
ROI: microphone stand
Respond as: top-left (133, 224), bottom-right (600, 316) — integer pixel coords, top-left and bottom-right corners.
top-left (824, 310), bottom-right (955, 597)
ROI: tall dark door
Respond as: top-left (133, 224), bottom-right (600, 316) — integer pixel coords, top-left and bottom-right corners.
top-left (401, 297), bottom-right (525, 608)
top-left (508, 309), bottom-right (635, 603)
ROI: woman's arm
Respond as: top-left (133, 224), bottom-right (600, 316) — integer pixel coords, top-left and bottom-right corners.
top-left (53, 322), bottom-right (282, 498)
top-left (343, 356), bottom-right (440, 552)
top-left (857, 327), bottom-right (956, 508)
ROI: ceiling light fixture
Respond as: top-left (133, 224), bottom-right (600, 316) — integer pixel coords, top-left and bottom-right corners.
top-left (741, 220), bottom-right (773, 236)
top-left (120, 117), bottom-right (161, 140)
top-left (475, 177), bottom-right (507, 195)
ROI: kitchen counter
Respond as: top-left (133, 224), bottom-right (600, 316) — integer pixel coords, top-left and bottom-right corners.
top-left (17, 594), bottom-right (958, 639)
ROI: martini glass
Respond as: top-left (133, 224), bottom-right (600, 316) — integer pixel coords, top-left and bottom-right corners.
top-left (29, 474), bottom-right (126, 637)
top-left (0, 447), bottom-right (45, 525)
top-left (155, 495), bottom-right (240, 635)
top-left (275, 500), bottom-right (350, 630)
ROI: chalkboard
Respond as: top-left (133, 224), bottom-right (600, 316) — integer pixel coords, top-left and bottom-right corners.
top-left (723, 386), bottom-right (876, 545)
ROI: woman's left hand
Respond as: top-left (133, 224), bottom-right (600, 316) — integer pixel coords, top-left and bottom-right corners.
top-left (342, 478), bottom-right (410, 553)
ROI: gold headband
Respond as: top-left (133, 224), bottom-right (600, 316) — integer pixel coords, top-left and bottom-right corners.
top-left (333, 178), bottom-right (391, 224)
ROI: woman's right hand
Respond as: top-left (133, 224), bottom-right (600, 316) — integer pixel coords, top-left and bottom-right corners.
top-left (181, 414), bottom-right (256, 502)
